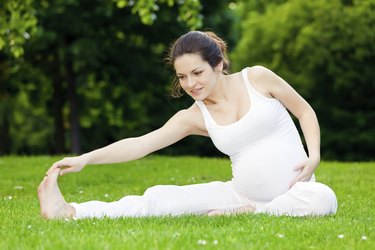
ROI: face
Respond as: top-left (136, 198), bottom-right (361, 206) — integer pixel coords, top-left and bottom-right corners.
top-left (174, 53), bottom-right (221, 101)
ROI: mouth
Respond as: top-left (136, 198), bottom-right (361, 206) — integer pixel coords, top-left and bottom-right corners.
top-left (191, 87), bottom-right (203, 95)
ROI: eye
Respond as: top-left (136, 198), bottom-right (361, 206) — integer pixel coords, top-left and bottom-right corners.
top-left (194, 71), bottom-right (203, 76)
top-left (177, 75), bottom-right (185, 80)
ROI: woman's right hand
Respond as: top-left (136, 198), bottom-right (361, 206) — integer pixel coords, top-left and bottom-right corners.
top-left (46, 154), bottom-right (90, 176)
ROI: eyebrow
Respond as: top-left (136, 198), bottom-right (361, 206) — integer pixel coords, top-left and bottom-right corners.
top-left (176, 67), bottom-right (202, 75)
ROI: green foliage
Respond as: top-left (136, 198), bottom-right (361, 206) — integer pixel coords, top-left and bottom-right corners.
top-left (232, 0), bottom-right (375, 160)
top-left (4, 0), bottom-right (373, 160)
top-left (113, 0), bottom-right (203, 28)
top-left (0, 156), bottom-right (374, 249)
top-left (176, 0), bottom-right (203, 30)
top-left (0, 0), bottom-right (234, 155)
top-left (0, 0), bottom-right (37, 58)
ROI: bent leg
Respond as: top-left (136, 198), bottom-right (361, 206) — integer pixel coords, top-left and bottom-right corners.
top-left (71, 181), bottom-right (250, 219)
top-left (255, 182), bottom-right (337, 216)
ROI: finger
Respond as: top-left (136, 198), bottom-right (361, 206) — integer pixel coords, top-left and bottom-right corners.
top-left (289, 179), bottom-right (296, 189)
top-left (291, 171), bottom-right (313, 188)
top-left (289, 174), bottom-right (302, 189)
top-left (60, 168), bottom-right (73, 175)
top-left (47, 164), bottom-right (60, 176)
top-left (50, 167), bottom-right (61, 178)
top-left (46, 164), bottom-right (58, 176)
top-left (60, 167), bottom-right (76, 176)
top-left (47, 160), bottom-right (70, 175)
top-left (293, 162), bottom-right (305, 171)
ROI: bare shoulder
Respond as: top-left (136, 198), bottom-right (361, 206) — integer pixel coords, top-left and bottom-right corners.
top-left (245, 65), bottom-right (288, 97)
top-left (246, 65), bottom-right (279, 82)
top-left (170, 104), bottom-right (208, 136)
top-left (247, 65), bottom-right (270, 74)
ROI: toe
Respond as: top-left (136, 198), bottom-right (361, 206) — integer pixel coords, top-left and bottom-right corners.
top-left (47, 168), bottom-right (61, 180)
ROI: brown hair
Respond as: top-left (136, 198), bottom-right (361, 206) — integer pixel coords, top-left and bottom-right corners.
top-left (166, 31), bottom-right (230, 97)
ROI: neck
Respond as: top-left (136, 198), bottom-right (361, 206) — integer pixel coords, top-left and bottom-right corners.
top-left (203, 73), bottom-right (229, 105)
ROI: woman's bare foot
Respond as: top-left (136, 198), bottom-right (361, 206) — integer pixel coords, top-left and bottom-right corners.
top-left (207, 205), bottom-right (255, 216)
top-left (37, 168), bottom-right (75, 219)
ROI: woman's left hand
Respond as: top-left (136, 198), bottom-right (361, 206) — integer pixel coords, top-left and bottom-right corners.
top-left (289, 158), bottom-right (319, 188)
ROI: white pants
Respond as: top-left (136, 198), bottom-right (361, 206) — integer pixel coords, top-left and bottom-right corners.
top-left (70, 181), bottom-right (337, 219)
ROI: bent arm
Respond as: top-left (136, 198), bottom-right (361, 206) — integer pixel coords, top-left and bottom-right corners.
top-left (248, 66), bottom-right (320, 186)
top-left (248, 66), bottom-right (320, 164)
top-left (267, 71), bottom-right (320, 163)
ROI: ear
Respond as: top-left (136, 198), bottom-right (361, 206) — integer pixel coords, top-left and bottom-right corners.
top-left (215, 60), bottom-right (224, 72)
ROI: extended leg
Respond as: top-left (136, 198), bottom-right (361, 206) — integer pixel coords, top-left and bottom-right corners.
top-left (71, 181), bottom-right (251, 219)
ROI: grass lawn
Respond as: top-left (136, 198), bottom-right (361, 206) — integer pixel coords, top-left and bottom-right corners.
top-left (0, 155), bottom-right (374, 249)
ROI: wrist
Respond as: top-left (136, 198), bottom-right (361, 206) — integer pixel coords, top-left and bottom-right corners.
top-left (79, 153), bottom-right (91, 165)
top-left (309, 154), bottom-right (320, 165)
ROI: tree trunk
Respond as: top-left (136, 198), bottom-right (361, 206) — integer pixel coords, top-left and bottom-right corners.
top-left (51, 50), bottom-right (65, 154)
top-left (66, 57), bottom-right (81, 154)
top-left (0, 107), bottom-right (11, 155)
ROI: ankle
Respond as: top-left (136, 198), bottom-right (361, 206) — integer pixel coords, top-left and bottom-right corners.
top-left (67, 204), bottom-right (76, 218)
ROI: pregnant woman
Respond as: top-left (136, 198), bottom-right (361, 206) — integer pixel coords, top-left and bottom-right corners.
top-left (38, 31), bottom-right (337, 219)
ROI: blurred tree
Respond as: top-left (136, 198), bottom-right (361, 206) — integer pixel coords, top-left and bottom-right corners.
top-left (1, 0), bottom-right (238, 156)
top-left (0, 0), bottom-right (37, 58)
top-left (37, 0), bottom-right (204, 155)
top-left (232, 0), bottom-right (375, 160)
top-left (0, 0), bottom-right (38, 154)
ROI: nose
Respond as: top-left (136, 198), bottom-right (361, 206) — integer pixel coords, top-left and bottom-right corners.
top-left (187, 76), bottom-right (196, 88)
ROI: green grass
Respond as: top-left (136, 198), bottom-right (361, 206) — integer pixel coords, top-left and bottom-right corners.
top-left (0, 155), bottom-right (374, 250)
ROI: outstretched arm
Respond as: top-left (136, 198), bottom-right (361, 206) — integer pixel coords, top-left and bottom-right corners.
top-left (248, 66), bottom-right (320, 187)
top-left (47, 108), bottom-right (205, 176)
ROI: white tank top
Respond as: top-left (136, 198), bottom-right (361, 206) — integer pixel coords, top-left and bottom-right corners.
top-left (195, 68), bottom-right (311, 202)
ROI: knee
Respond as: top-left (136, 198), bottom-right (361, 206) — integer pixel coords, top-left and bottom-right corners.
top-left (304, 182), bottom-right (338, 216)
top-left (143, 185), bottom-right (169, 198)
top-left (143, 185), bottom-right (172, 215)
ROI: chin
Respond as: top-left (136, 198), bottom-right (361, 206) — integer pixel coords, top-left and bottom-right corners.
top-left (190, 95), bottom-right (206, 101)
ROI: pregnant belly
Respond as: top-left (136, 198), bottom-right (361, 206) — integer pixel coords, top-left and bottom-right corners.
top-left (230, 138), bottom-right (307, 201)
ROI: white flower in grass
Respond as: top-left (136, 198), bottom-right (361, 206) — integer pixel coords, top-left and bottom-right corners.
top-left (337, 234), bottom-right (344, 239)
top-left (277, 233), bottom-right (285, 238)
top-left (8, 196), bottom-right (13, 200)
top-left (14, 186), bottom-right (23, 190)
top-left (79, 190), bottom-right (84, 194)
top-left (27, 225), bottom-right (32, 229)
top-left (104, 194), bottom-right (109, 197)
top-left (72, 217), bottom-right (78, 221)
top-left (173, 232), bottom-right (180, 238)
top-left (213, 240), bottom-right (218, 245)
top-left (64, 218), bottom-right (70, 222)
top-left (197, 239), bottom-right (207, 245)
top-left (361, 235), bottom-right (367, 241)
